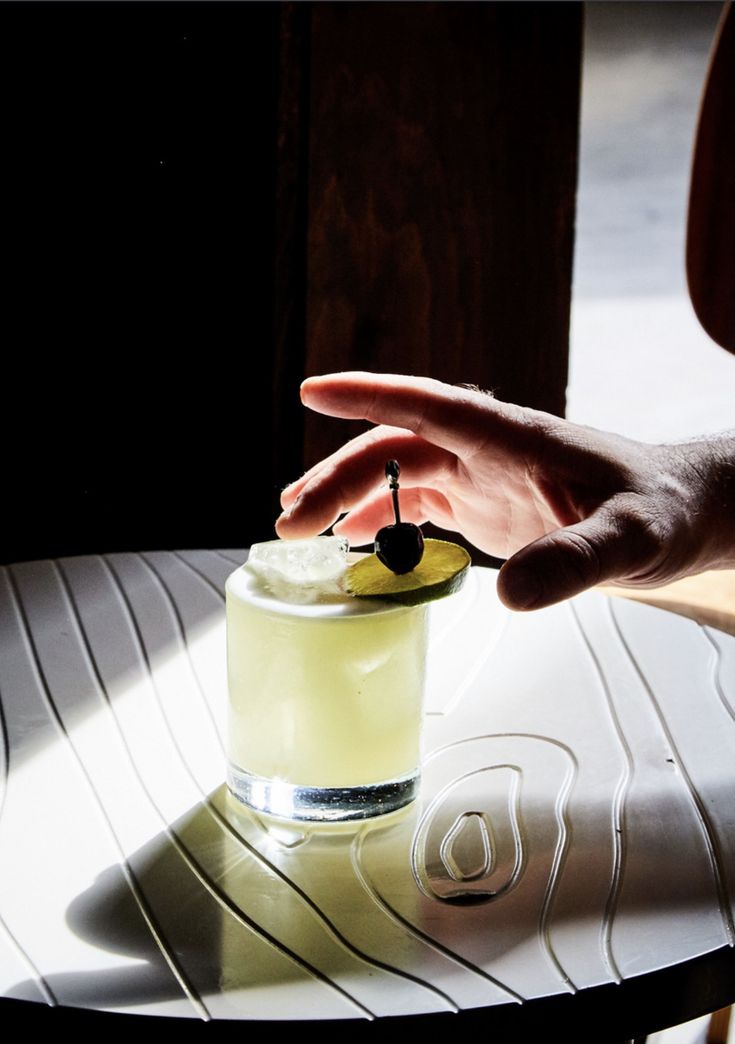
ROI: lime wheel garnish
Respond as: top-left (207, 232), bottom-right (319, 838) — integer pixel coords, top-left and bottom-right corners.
top-left (345, 538), bottom-right (471, 606)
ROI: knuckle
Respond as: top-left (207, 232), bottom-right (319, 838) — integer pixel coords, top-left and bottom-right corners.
top-left (554, 529), bottom-right (603, 586)
top-left (617, 504), bottom-right (668, 558)
top-left (611, 498), bottom-right (675, 582)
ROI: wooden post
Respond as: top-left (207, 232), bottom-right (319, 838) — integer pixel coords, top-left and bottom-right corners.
top-left (293, 2), bottom-right (582, 467)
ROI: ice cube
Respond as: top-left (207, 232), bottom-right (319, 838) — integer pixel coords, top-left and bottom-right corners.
top-left (246, 536), bottom-right (349, 603)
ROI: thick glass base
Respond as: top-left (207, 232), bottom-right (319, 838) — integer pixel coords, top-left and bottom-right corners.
top-left (227, 763), bottom-right (419, 822)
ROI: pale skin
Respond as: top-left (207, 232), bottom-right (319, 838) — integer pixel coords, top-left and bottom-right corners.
top-left (276, 372), bottom-right (735, 611)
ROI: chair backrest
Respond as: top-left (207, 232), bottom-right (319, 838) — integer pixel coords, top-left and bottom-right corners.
top-left (687, 3), bottom-right (735, 354)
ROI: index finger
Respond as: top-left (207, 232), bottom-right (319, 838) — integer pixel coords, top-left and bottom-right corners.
top-left (300, 372), bottom-right (526, 459)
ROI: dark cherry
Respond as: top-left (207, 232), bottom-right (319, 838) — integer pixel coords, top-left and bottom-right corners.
top-left (375, 523), bottom-right (425, 574)
top-left (374, 459), bottom-right (425, 574)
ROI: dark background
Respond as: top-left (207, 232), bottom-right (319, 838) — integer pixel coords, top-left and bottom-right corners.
top-left (2, 2), bottom-right (581, 566)
top-left (3, 2), bottom-right (282, 562)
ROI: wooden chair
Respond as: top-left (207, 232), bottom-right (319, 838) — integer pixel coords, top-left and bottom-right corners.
top-left (687, 2), bottom-right (735, 357)
top-left (689, 7), bottom-right (735, 1036)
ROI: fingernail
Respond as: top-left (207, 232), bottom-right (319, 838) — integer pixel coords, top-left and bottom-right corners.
top-left (503, 565), bottom-right (541, 610)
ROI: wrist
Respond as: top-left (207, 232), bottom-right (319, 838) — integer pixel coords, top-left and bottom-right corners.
top-left (670, 433), bottom-right (735, 572)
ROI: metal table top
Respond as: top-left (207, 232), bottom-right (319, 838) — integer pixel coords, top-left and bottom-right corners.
top-left (2, 550), bottom-right (734, 1038)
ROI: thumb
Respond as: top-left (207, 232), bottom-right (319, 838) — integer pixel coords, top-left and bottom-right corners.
top-left (496, 504), bottom-right (658, 611)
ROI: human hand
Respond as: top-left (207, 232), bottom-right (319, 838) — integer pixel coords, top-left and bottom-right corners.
top-left (277, 372), bottom-right (735, 610)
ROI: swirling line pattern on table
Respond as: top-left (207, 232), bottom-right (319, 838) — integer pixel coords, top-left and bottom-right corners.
top-left (0, 552), bottom-right (733, 1020)
top-left (569, 603), bottom-right (632, 985)
top-left (366, 732), bottom-right (579, 997)
top-left (350, 824), bottom-right (525, 1005)
top-left (1, 563), bottom-right (210, 1019)
top-left (0, 569), bottom-right (60, 1007)
top-left (0, 605), bottom-right (56, 1008)
top-left (608, 599), bottom-right (735, 947)
top-left (131, 554), bottom-right (226, 756)
top-left (703, 626), bottom-right (735, 723)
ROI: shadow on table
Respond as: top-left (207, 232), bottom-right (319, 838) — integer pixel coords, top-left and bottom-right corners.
top-left (9, 788), bottom-right (424, 1017)
top-left (7, 773), bottom-right (735, 1029)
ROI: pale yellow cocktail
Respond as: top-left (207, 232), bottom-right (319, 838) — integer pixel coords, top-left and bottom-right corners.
top-left (226, 539), bottom-right (428, 821)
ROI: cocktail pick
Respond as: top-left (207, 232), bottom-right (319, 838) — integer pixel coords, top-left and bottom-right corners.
top-left (374, 460), bottom-right (425, 574)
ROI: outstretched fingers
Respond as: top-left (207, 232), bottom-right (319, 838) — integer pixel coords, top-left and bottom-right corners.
top-left (332, 486), bottom-right (456, 547)
top-left (276, 433), bottom-right (457, 539)
top-left (280, 426), bottom-right (417, 510)
top-left (299, 372), bottom-right (529, 461)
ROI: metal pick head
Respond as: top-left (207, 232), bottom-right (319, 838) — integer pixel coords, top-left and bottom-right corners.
top-left (385, 460), bottom-right (402, 523)
top-left (385, 459), bottom-right (400, 487)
